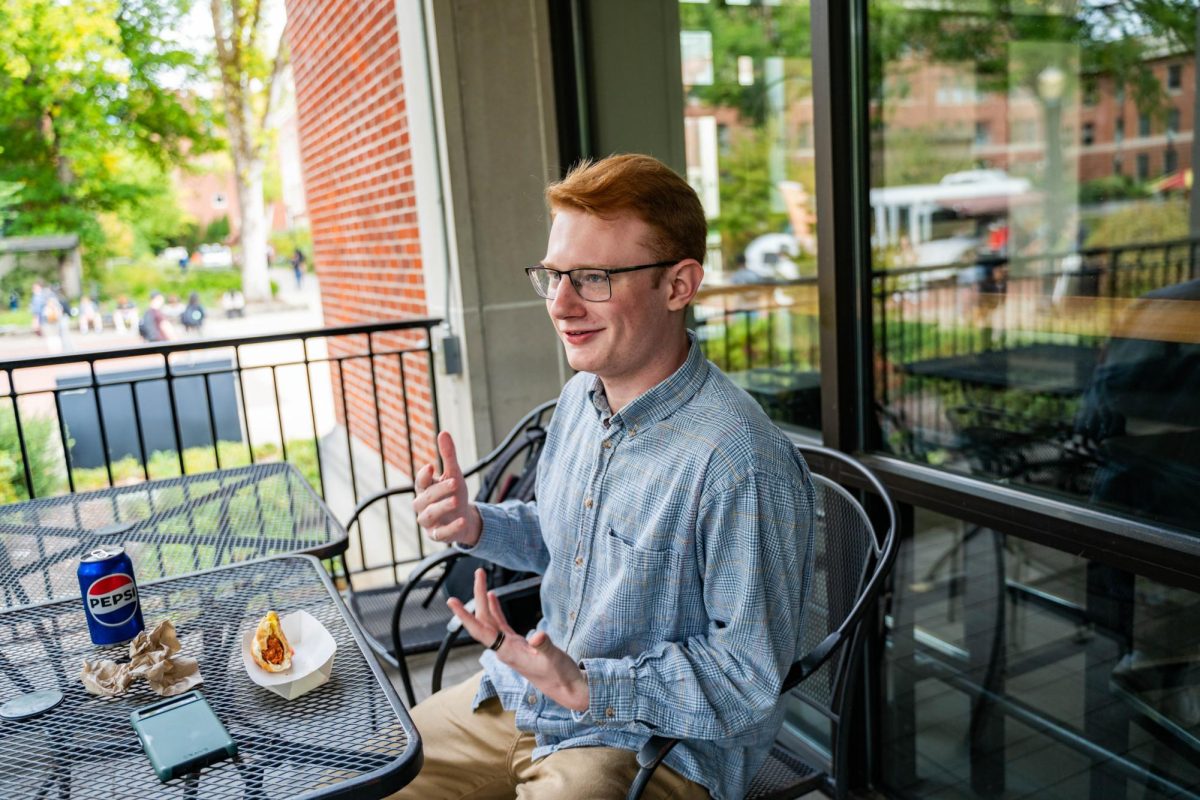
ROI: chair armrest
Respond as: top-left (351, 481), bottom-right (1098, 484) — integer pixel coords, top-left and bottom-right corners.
top-left (344, 482), bottom-right (417, 530)
top-left (627, 736), bottom-right (682, 800)
top-left (431, 576), bottom-right (542, 694)
top-left (390, 549), bottom-right (470, 659)
top-left (784, 631), bottom-right (844, 691)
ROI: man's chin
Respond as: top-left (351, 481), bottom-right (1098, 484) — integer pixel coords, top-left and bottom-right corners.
top-left (560, 343), bottom-right (596, 373)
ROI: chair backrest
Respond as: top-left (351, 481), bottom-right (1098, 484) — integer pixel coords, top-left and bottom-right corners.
top-left (780, 445), bottom-right (898, 792)
top-left (790, 472), bottom-right (877, 709)
top-left (469, 399), bottom-right (557, 505)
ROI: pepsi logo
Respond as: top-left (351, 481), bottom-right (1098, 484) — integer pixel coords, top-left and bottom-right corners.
top-left (86, 573), bottom-right (139, 627)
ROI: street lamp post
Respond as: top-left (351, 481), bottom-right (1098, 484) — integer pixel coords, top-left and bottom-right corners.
top-left (1038, 65), bottom-right (1067, 261)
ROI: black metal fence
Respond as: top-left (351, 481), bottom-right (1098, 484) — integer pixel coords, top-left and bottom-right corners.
top-left (0, 319), bottom-right (442, 582)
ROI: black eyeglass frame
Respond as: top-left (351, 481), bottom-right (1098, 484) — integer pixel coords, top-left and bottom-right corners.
top-left (525, 260), bottom-right (679, 302)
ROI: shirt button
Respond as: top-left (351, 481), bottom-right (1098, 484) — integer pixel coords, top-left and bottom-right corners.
top-left (629, 426), bottom-right (637, 437)
top-left (575, 556), bottom-right (584, 567)
top-left (602, 440), bottom-right (612, 449)
top-left (584, 497), bottom-right (593, 509)
top-left (605, 707), bottom-right (615, 718)
top-left (527, 694), bottom-right (537, 706)
top-left (568, 610), bottom-right (576, 621)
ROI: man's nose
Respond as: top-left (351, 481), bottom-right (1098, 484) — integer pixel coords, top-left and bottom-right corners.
top-left (549, 278), bottom-right (585, 317)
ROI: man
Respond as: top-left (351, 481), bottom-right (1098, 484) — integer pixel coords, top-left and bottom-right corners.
top-left (397, 154), bottom-right (814, 800)
top-left (140, 291), bottom-right (176, 342)
top-left (29, 281), bottom-right (46, 336)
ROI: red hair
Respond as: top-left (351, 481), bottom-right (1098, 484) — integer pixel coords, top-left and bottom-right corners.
top-left (546, 154), bottom-right (707, 264)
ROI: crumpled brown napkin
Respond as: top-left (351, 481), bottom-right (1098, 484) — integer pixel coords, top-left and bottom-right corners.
top-left (80, 620), bottom-right (203, 698)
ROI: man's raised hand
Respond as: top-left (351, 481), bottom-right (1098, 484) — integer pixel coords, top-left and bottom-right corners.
top-left (413, 431), bottom-right (482, 547)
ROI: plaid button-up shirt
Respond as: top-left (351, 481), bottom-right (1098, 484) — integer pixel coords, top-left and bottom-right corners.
top-left (469, 335), bottom-right (815, 800)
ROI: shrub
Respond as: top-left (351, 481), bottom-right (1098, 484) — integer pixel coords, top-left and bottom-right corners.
top-left (0, 410), bottom-right (67, 502)
top-left (100, 259), bottom-right (242, 307)
top-left (69, 439), bottom-right (321, 497)
top-left (1084, 198), bottom-right (1189, 251)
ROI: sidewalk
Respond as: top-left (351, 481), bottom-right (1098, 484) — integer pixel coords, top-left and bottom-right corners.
top-left (0, 268), bottom-right (324, 362)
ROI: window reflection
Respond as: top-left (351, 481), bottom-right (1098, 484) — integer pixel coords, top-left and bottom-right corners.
top-left (885, 509), bottom-right (1200, 798)
top-left (869, 1), bottom-right (1200, 534)
top-left (679, 0), bottom-right (821, 432)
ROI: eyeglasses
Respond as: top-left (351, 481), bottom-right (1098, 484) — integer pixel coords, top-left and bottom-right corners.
top-left (525, 261), bottom-right (677, 302)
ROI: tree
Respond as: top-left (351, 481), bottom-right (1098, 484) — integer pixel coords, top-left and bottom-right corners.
top-left (0, 0), bottom-right (213, 270)
top-left (208, 0), bottom-right (288, 301)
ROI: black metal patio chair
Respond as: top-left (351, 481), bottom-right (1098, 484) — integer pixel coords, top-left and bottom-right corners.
top-left (343, 399), bottom-right (556, 707)
top-left (625, 444), bottom-right (899, 800)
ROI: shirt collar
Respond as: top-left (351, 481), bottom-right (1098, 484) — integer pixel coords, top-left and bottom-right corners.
top-left (586, 331), bottom-right (709, 432)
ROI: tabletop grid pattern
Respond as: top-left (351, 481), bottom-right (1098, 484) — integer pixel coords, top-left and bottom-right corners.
top-left (0, 464), bottom-right (344, 610)
top-left (0, 556), bottom-right (416, 799)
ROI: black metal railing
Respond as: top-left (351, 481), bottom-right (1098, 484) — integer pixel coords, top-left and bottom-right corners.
top-left (873, 236), bottom-right (1199, 497)
top-left (688, 237), bottom-right (1196, 501)
top-left (0, 319), bottom-right (442, 583)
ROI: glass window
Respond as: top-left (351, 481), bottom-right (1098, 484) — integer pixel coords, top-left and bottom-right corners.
top-left (975, 121), bottom-right (991, 146)
top-left (1138, 112), bottom-right (1152, 137)
top-left (883, 508), bottom-right (1200, 798)
top-left (1137, 151), bottom-right (1150, 180)
top-left (1168, 63), bottom-right (1183, 91)
top-left (1165, 146), bottom-right (1179, 175)
top-left (679, 0), bottom-right (820, 434)
top-left (868, 1), bottom-right (1200, 536)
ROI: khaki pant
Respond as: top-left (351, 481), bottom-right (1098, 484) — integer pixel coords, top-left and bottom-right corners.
top-left (389, 672), bottom-right (709, 799)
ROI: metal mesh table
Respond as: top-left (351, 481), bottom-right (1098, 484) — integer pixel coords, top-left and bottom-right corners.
top-left (0, 555), bottom-right (421, 799)
top-left (0, 464), bottom-right (346, 610)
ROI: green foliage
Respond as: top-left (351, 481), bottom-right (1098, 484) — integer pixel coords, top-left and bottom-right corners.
top-left (0, 179), bottom-right (21, 233)
top-left (1079, 175), bottom-right (1152, 205)
top-left (700, 310), bottom-right (820, 373)
top-left (0, 409), bottom-right (67, 502)
top-left (679, 1), bottom-right (812, 126)
top-left (712, 132), bottom-right (789, 264)
top-left (880, 125), bottom-right (976, 187)
top-left (1083, 198), bottom-right (1189, 250)
top-left (203, 215), bottom-right (231, 244)
top-left (70, 439), bottom-right (321, 496)
top-left (0, 0), bottom-right (215, 269)
top-left (870, 1), bottom-right (1197, 134)
top-left (0, 264), bottom-right (45, 304)
top-left (270, 227), bottom-right (313, 267)
top-left (99, 259), bottom-right (242, 306)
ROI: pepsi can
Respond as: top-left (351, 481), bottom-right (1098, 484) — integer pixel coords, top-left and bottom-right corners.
top-left (78, 547), bottom-right (145, 645)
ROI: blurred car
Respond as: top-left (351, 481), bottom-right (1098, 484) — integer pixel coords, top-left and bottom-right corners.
top-left (159, 246), bottom-right (189, 265)
top-left (198, 244), bottom-right (234, 268)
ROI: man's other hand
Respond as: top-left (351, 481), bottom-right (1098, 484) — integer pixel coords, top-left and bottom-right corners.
top-left (448, 568), bottom-right (589, 712)
top-left (414, 431), bottom-right (483, 548)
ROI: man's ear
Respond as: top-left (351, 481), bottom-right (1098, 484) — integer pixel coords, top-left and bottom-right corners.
top-left (665, 260), bottom-right (704, 311)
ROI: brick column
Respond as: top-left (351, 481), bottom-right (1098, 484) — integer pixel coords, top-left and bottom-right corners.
top-left (285, 0), bottom-right (435, 476)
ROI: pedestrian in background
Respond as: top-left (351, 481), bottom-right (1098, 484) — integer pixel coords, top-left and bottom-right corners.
top-left (29, 281), bottom-right (46, 336)
top-left (181, 292), bottom-right (206, 336)
top-left (291, 247), bottom-right (307, 289)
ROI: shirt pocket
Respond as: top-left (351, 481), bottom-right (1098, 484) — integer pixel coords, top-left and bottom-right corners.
top-left (578, 528), bottom-right (684, 655)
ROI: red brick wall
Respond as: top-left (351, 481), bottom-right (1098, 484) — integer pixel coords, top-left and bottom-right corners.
top-left (284, 0), bottom-right (435, 475)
